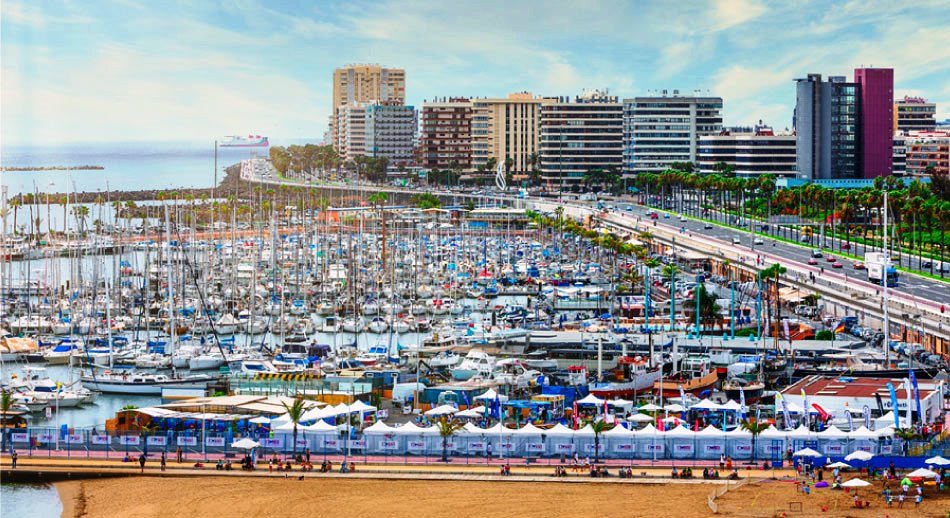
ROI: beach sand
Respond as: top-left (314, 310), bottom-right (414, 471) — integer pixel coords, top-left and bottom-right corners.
top-left (57, 476), bottom-right (950, 518)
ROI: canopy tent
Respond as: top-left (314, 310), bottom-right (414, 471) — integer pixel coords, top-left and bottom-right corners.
top-left (827, 461), bottom-right (852, 469)
top-left (719, 400), bottom-right (743, 412)
top-left (664, 403), bottom-right (686, 413)
top-left (347, 400), bottom-right (377, 414)
top-left (575, 394), bottom-right (606, 406)
top-left (638, 403), bottom-right (663, 412)
top-left (248, 416), bottom-right (272, 425)
top-left (475, 389), bottom-right (508, 402)
top-left (231, 438), bottom-right (261, 450)
top-left (817, 425), bottom-right (848, 440)
top-left (299, 420), bottom-right (338, 433)
top-left (628, 413), bottom-right (655, 423)
top-left (846, 426), bottom-right (880, 440)
top-left (455, 406), bottom-right (487, 418)
top-left (786, 425), bottom-right (814, 440)
top-left (840, 478), bottom-right (871, 488)
top-left (362, 420), bottom-right (395, 434)
top-left (607, 398), bottom-right (633, 407)
top-left (690, 399), bottom-right (723, 411)
top-left (393, 422), bottom-right (438, 436)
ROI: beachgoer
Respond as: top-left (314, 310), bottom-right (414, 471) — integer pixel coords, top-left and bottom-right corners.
top-left (898, 493), bottom-right (905, 508)
top-left (914, 493), bottom-right (921, 509)
top-left (160, 452), bottom-right (166, 472)
top-left (10, 449), bottom-right (17, 469)
top-left (720, 454), bottom-right (725, 468)
top-left (139, 454), bottom-right (146, 473)
top-left (176, 446), bottom-right (183, 463)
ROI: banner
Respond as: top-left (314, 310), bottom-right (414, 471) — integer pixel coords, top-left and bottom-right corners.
top-left (904, 378), bottom-right (913, 428)
top-left (295, 438), bottom-right (308, 448)
top-left (38, 432), bottom-right (55, 443)
top-left (468, 442), bottom-right (486, 452)
top-left (880, 444), bottom-right (894, 455)
top-left (674, 444), bottom-right (694, 453)
top-left (261, 438), bottom-right (283, 449)
top-left (822, 444), bottom-right (843, 455)
top-left (347, 439), bottom-right (366, 449)
top-left (92, 435), bottom-right (111, 445)
top-left (777, 392), bottom-right (791, 430)
top-left (644, 443), bottom-right (664, 453)
top-left (65, 433), bottom-right (84, 444)
top-left (499, 441), bottom-right (515, 452)
top-left (11, 432), bottom-right (29, 443)
top-left (908, 370), bottom-right (922, 424)
top-left (118, 436), bottom-right (140, 445)
top-left (380, 440), bottom-right (398, 450)
top-left (733, 444), bottom-right (752, 454)
top-left (525, 443), bottom-right (544, 452)
top-left (555, 443), bottom-right (574, 453)
top-left (886, 383), bottom-right (901, 429)
top-left (205, 437), bottom-right (225, 447)
top-left (321, 438), bottom-right (339, 449)
top-left (703, 444), bottom-right (724, 454)
top-left (613, 443), bottom-right (634, 452)
top-left (862, 405), bottom-right (871, 429)
top-left (177, 436), bottom-right (198, 446)
top-left (408, 441), bottom-right (427, 451)
top-left (146, 436), bottom-right (167, 446)
top-left (583, 443), bottom-right (605, 453)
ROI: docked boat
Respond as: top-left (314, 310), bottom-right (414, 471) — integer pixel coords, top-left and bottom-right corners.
top-left (79, 370), bottom-right (218, 395)
top-left (450, 350), bottom-right (495, 381)
top-left (653, 356), bottom-right (719, 397)
top-left (589, 356), bottom-right (663, 397)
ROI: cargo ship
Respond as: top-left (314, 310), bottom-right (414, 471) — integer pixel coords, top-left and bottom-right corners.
top-left (219, 135), bottom-right (269, 147)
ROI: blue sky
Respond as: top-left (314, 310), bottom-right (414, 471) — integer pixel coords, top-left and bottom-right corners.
top-left (2, 0), bottom-right (948, 145)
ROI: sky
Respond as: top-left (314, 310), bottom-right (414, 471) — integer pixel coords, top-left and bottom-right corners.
top-left (2, 0), bottom-right (949, 146)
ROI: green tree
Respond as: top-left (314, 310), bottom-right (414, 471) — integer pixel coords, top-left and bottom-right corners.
top-left (740, 419), bottom-right (770, 464)
top-left (590, 420), bottom-right (611, 463)
top-left (434, 416), bottom-right (465, 462)
top-left (281, 397), bottom-right (307, 458)
top-left (412, 192), bottom-right (442, 210)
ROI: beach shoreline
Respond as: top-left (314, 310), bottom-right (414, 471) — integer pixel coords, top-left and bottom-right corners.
top-left (55, 480), bottom-right (80, 518)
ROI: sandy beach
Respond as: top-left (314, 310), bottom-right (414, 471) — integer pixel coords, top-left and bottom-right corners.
top-left (54, 475), bottom-right (950, 518)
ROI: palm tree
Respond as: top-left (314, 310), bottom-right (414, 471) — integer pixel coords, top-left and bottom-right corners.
top-left (759, 264), bottom-right (787, 340)
top-left (434, 416), bottom-right (465, 462)
top-left (281, 397), bottom-right (307, 458)
top-left (590, 420), bottom-right (611, 463)
top-left (741, 419), bottom-right (770, 464)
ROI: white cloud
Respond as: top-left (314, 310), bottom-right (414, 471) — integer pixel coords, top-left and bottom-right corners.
top-left (709, 0), bottom-right (767, 32)
top-left (1, 0), bottom-right (93, 27)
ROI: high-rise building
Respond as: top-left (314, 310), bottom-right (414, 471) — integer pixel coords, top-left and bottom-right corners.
top-left (419, 98), bottom-right (474, 173)
top-left (697, 123), bottom-right (797, 178)
top-left (905, 131), bottom-right (950, 176)
top-left (364, 103), bottom-right (417, 172)
top-left (336, 102), bottom-right (368, 162)
top-left (622, 92), bottom-right (723, 175)
top-left (539, 90), bottom-right (624, 187)
top-left (330, 64), bottom-right (406, 151)
top-left (893, 134), bottom-right (906, 175)
top-left (895, 96), bottom-right (937, 132)
top-left (470, 92), bottom-right (552, 176)
top-left (794, 74), bottom-right (860, 179)
top-left (854, 68), bottom-right (894, 178)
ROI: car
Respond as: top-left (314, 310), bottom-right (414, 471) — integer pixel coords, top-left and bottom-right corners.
top-left (853, 262), bottom-right (866, 270)
top-left (841, 243), bottom-right (851, 250)
top-left (832, 262), bottom-right (843, 269)
top-left (753, 238), bottom-right (764, 245)
top-left (663, 213), bottom-right (670, 219)
top-left (811, 250), bottom-right (823, 258)
top-left (703, 223), bottom-right (713, 229)
top-left (649, 212), bottom-right (658, 220)
top-left (826, 256), bottom-right (836, 262)
top-left (732, 237), bottom-right (741, 245)
top-left (679, 216), bottom-right (687, 223)
top-left (808, 258), bottom-right (819, 265)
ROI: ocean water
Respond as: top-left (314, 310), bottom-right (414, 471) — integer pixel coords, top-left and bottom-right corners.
top-left (0, 139), bottom-right (317, 196)
top-left (0, 483), bottom-right (63, 518)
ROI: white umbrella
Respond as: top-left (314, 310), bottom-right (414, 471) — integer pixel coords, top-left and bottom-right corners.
top-left (231, 438), bottom-right (261, 450)
top-left (841, 478), bottom-right (871, 488)
top-left (424, 404), bottom-right (458, 416)
top-left (638, 403), bottom-right (662, 412)
top-left (827, 461), bottom-right (851, 469)
top-left (627, 413), bottom-right (655, 423)
top-left (925, 455), bottom-right (950, 466)
top-left (906, 468), bottom-right (938, 478)
top-left (793, 447), bottom-right (822, 458)
top-left (664, 403), bottom-right (686, 413)
top-left (248, 416), bottom-right (271, 425)
top-left (844, 451), bottom-right (874, 462)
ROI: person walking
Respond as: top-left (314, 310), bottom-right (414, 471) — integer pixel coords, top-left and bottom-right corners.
top-left (10, 449), bottom-right (17, 469)
top-left (897, 493), bottom-right (905, 509)
top-left (160, 452), bottom-right (166, 472)
top-left (138, 453), bottom-right (146, 473)
top-left (914, 493), bottom-right (922, 510)
top-left (176, 446), bottom-right (183, 463)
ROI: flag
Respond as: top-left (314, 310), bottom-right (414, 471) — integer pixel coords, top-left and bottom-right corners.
top-left (739, 387), bottom-right (747, 420)
top-left (801, 389), bottom-right (809, 427)
top-left (678, 386), bottom-right (686, 407)
top-left (603, 398), bottom-right (609, 418)
top-left (903, 378), bottom-right (913, 428)
top-left (833, 322), bottom-right (846, 334)
top-left (494, 161), bottom-right (507, 190)
top-left (573, 400), bottom-right (578, 430)
top-left (657, 416), bottom-right (665, 432)
top-left (886, 382), bottom-right (901, 429)
top-left (812, 403), bottom-right (831, 423)
top-left (874, 393), bottom-right (885, 416)
top-left (776, 392), bottom-right (791, 430)
top-left (909, 369), bottom-right (922, 423)
top-left (862, 405), bottom-right (871, 429)
top-left (845, 409), bottom-right (854, 431)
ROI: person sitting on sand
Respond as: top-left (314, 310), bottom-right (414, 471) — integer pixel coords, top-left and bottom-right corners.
top-left (671, 467), bottom-right (678, 479)
top-left (216, 460), bottom-right (224, 470)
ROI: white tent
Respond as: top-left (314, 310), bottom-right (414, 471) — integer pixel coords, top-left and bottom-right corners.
top-left (719, 400), bottom-right (743, 412)
top-left (847, 426), bottom-right (880, 440)
top-left (906, 468), bottom-right (938, 478)
top-left (817, 425), bottom-right (848, 439)
top-left (607, 398), bottom-right (633, 407)
top-left (664, 403), bottom-right (686, 413)
top-left (545, 423), bottom-right (576, 436)
top-left (474, 388), bottom-right (508, 402)
top-left (690, 399), bottom-right (722, 411)
top-left (394, 422), bottom-right (438, 435)
top-left (638, 403), bottom-right (663, 412)
top-left (827, 461), bottom-right (851, 469)
top-left (576, 394), bottom-right (605, 406)
top-left (925, 456), bottom-right (950, 466)
top-left (462, 423), bottom-right (487, 435)
top-left (786, 424), bottom-right (814, 440)
top-left (300, 420), bottom-right (338, 433)
top-left (231, 438), bottom-right (261, 450)
top-left (249, 416), bottom-right (271, 425)
top-left (362, 420), bottom-right (394, 433)
top-left (348, 400), bottom-right (377, 414)
top-left (758, 426), bottom-right (786, 439)
top-left (545, 423), bottom-right (576, 455)
top-left (697, 425), bottom-right (726, 437)
top-left (604, 424), bottom-right (636, 437)
top-left (513, 423), bottom-right (545, 435)
top-left (841, 478), bottom-right (871, 488)
top-left (424, 404), bottom-right (458, 416)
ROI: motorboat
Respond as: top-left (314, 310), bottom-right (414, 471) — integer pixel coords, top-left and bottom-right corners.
top-left (450, 350), bottom-right (495, 381)
top-left (589, 356), bottom-right (663, 398)
top-left (79, 370), bottom-right (218, 395)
